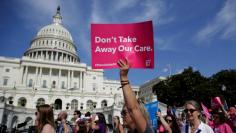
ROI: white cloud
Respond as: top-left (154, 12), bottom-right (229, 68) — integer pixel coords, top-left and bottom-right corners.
top-left (134, 1), bottom-right (174, 25)
top-left (15, 0), bottom-right (60, 29)
top-left (112, 0), bottom-right (137, 11)
top-left (14, 0), bottom-right (175, 60)
top-left (196, 0), bottom-right (236, 41)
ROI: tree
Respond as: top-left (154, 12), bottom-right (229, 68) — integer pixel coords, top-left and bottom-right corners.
top-left (153, 67), bottom-right (224, 107)
top-left (210, 69), bottom-right (236, 106)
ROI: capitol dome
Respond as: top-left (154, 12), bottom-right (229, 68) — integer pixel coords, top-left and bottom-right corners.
top-left (37, 23), bottom-right (73, 42)
top-left (24, 7), bottom-right (80, 62)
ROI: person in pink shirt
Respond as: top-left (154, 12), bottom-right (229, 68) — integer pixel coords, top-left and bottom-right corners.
top-left (212, 110), bottom-right (233, 133)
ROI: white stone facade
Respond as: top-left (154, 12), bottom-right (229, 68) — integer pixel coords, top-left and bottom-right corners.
top-left (139, 77), bottom-right (164, 103)
top-left (0, 7), bottom-right (139, 131)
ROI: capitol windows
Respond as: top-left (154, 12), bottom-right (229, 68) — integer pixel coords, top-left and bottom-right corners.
top-left (101, 100), bottom-right (107, 108)
top-left (80, 103), bottom-right (84, 110)
top-left (61, 81), bottom-right (65, 89)
top-left (92, 83), bottom-right (97, 91)
top-left (5, 68), bottom-right (10, 72)
top-left (18, 97), bottom-right (27, 107)
top-left (54, 99), bottom-right (62, 110)
top-left (52, 81), bottom-right (56, 88)
top-left (74, 82), bottom-right (77, 89)
top-left (86, 100), bottom-right (93, 110)
top-left (71, 99), bottom-right (78, 110)
top-left (37, 98), bottom-right (45, 106)
top-left (61, 71), bottom-right (66, 77)
top-left (42, 80), bottom-right (47, 88)
top-left (3, 78), bottom-right (9, 86)
top-left (28, 79), bottom-right (33, 87)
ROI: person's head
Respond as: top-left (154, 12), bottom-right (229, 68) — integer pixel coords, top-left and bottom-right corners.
top-left (165, 115), bottom-right (173, 126)
top-left (74, 110), bottom-right (81, 119)
top-left (184, 100), bottom-right (201, 122)
top-left (229, 107), bottom-right (236, 118)
top-left (37, 104), bottom-right (55, 132)
top-left (113, 116), bottom-right (120, 125)
top-left (96, 112), bottom-right (106, 124)
top-left (212, 110), bottom-right (226, 124)
top-left (85, 111), bottom-right (91, 117)
top-left (58, 111), bottom-right (68, 121)
top-left (121, 99), bottom-right (150, 129)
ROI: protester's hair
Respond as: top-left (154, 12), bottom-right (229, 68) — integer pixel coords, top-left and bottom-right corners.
top-left (74, 110), bottom-right (82, 118)
top-left (184, 100), bottom-right (202, 118)
top-left (123, 99), bottom-right (151, 124)
top-left (85, 111), bottom-right (91, 117)
top-left (37, 104), bottom-right (55, 133)
top-left (94, 112), bottom-right (107, 133)
top-left (137, 99), bottom-right (151, 124)
top-left (113, 116), bottom-right (120, 127)
top-left (96, 112), bottom-right (106, 124)
top-left (211, 110), bottom-right (227, 124)
top-left (59, 111), bottom-right (68, 119)
top-left (165, 115), bottom-right (181, 133)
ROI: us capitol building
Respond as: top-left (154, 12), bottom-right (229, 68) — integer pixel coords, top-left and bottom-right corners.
top-left (0, 7), bottom-right (139, 131)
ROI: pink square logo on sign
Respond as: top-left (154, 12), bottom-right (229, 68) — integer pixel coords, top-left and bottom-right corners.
top-left (91, 21), bottom-right (154, 69)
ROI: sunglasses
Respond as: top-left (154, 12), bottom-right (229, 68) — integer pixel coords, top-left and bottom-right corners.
top-left (121, 110), bottom-right (128, 116)
top-left (184, 109), bottom-right (197, 113)
top-left (166, 119), bottom-right (172, 123)
top-left (73, 114), bottom-right (77, 115)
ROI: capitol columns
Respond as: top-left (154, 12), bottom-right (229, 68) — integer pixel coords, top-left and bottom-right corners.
top-left (71, 70), bottom-right (74, 88)
top-left (79, 71), bottom-right (82, 91)
top-left (49, 68), bottom-right (52, 88)
top-left (20, 65), bottom-right (24, 84)
top-left (58, 69), bottom-right (61, 89)
top-left (35, 67), bottom-right (38, 86)
top-left (56, 52), bottom-right (59, 61)
top-left (67, 70), bottom-right (70, 89)
top-left (23, 66), bottom-right (28, 85)
top-left (39, 67), bottom-right (42, 87)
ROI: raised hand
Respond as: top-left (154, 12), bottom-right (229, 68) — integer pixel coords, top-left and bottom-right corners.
top-left (117, 58), bottom-right (129, 81)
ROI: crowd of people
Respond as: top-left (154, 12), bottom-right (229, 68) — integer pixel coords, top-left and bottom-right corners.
top-left (20, 59), bottom-right (236, 133)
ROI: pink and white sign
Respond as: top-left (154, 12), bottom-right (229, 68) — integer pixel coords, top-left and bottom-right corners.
top-left (91, 21), bottom-right (154, 69)
top-left (211, 97), bottom-right (223, 109)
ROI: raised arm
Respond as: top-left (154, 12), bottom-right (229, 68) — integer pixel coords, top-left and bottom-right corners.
top-left (117, 59), bottom-right (147, 133)
top-left (156, 112), bottom-right (172, 133)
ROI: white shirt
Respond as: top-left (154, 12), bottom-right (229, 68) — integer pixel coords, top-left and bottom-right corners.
top-left (181, 121), bottom-right (214, 133)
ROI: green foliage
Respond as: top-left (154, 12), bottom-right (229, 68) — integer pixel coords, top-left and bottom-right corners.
top-left (153, 67), bottom-right (236, 107)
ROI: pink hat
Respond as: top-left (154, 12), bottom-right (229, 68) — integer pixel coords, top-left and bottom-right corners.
top-left (229, 107), bottom-right (236, 114)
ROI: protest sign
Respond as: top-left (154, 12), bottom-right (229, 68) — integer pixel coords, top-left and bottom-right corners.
top-left (201, 102), bottom-right (211, 119)
top-left (91, 21), bottom-right (154, 69)
top-left (211, 97), bottom-right (223, 109)
top-left (145, 101), bottom-right (158, 129)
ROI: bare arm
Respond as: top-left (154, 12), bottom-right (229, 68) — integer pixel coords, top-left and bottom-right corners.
top-left (156, 112), bottom-right (172, 133)
top-left (117, 59), bottom-right (147, 133)
top-left (119, 123), bottom-right (124, 133)
top-left (41, 124), bottom-right (55, 133)
top-left (62, 119), bottom-right (69, 133)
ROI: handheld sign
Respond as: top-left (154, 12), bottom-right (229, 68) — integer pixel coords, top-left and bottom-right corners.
top-left (145, 101), bottom-right (158, 129)
top-left (91, 21), bottom-right (154, 69)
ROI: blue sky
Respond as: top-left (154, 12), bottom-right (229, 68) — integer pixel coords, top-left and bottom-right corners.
top-left (0, 0), bottom-right (236, 86)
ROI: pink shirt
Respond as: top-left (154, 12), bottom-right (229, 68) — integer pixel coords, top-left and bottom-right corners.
top-left (213, 123), bottom-right (233, 133)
